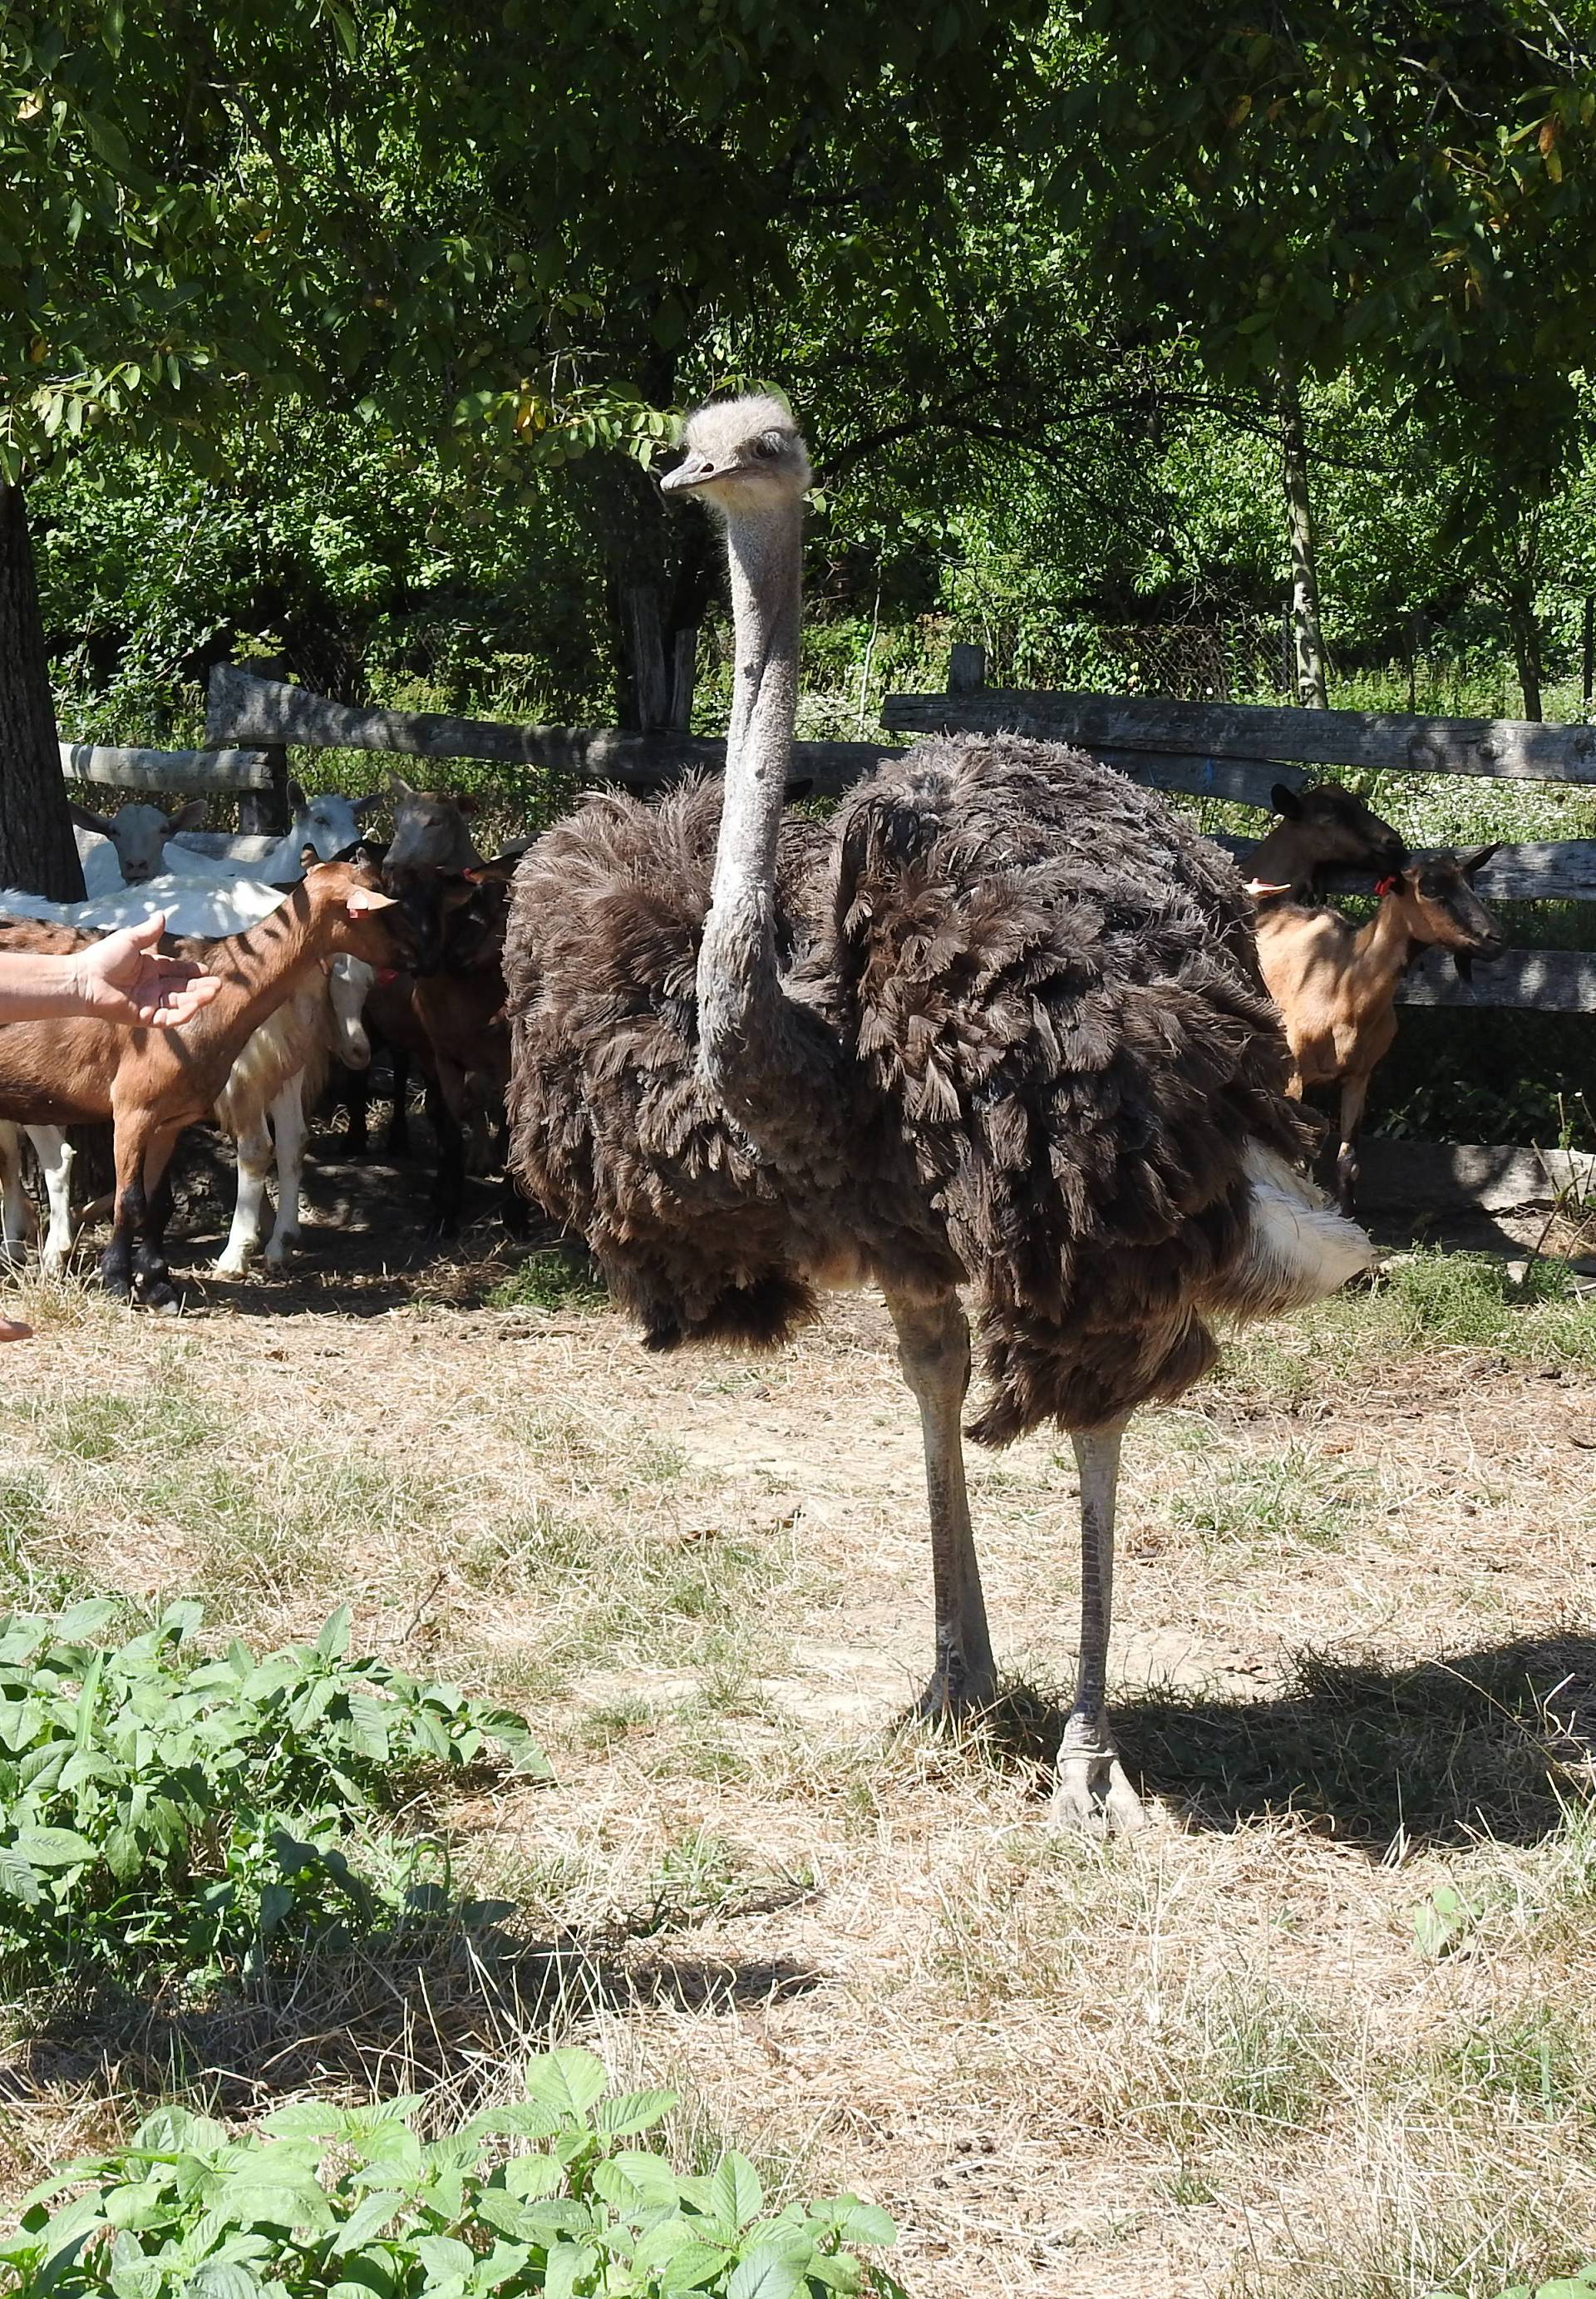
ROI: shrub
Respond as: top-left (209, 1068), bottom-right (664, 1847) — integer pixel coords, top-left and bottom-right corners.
top-left (0, 1601), bottom-right (549, 1989)
top-left (0, 2051), bottom-right (904, 2298)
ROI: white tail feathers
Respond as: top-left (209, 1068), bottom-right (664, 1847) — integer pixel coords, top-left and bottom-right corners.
top-left (1214, 1143), bottom-right (1374, 1320)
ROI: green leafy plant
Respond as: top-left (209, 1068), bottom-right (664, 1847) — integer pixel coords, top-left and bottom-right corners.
top-left (0, 1600), bottom-right (549, 1987)
top-left (0, 2050), bottom-right (904, 2299)
top-left (1431, 2270), bottom-right (1596, 2299)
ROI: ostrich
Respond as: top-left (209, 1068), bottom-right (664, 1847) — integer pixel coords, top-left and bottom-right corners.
top-left (504, 396), bottom-right (1371, 1828)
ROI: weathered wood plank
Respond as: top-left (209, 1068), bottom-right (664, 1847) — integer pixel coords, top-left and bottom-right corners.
top-left (60, 742), bottom-right (274, 793)
top-left (205, 664), bottom-right (897, 794)
top-left (1393, 945), bottom-right (1596, 1012)
top-left (883, 687), bottom-right (1596, 782)
top-left (1356, 1139), bottom-right (1596, 1211)
top-left (1101, 749), bottom-right (1303, 810)
top-left (170, 831), bottom-right (284, 862)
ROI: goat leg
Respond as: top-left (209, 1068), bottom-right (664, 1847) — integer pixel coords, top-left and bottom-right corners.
top-left (264, 1077), bottom-right (308, 1269)
top-left (101, 1109), bottom-right (155, 1301)
top-left (217, 1117), bottom-right (274, 1275)
top-left (31, 1128), bottom-right (73, 1275)
top-left (426, 1080), bottom-right (465, 1237)
top-left (1336, 1071), bottom-right (1372, 1220)
top-left (0, 1123), bottom-right (35, 1261)
top-left (385, 1045), bottom-right (412, 1158)
top-left (131, 1134), bottom-right (181, 1310)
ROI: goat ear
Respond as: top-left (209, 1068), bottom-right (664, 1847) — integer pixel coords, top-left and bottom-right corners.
top-left (1270, 782), bottom-right (1303, 819)
top-left (68, 802), bottom-right (115, 838)
top-left (455, 792), bottom-right (480, 817)
top-left (387, 772), bottom-right (416, 800)
top-left (1460, 842), bottom-right (1501, 878)
top-left (352, 792), bottom-right (382, 816)
top-left (168, 798), bottom-right (209, 832)
top-left (287, 779), bottom-right (308, 812)
top-left (344, 885), bottom-right (397, 916)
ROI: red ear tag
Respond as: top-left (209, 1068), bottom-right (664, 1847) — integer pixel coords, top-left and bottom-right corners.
top-left (1374, 876), bottom-right (1400, 897)
top-left (374, 967), bottom-right (399, 986)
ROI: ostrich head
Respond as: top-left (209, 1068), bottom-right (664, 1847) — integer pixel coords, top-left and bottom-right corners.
top-left (659, 394), bottom-right (810, 514)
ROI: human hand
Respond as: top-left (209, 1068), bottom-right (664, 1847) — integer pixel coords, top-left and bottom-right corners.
top-left (70, 916), bottom-right (221, 1028)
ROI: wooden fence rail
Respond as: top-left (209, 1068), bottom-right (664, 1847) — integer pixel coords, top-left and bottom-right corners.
top-left (204, 664), bottom-right (895, 797)
top-left (60, 741), bottom-right (274, 795)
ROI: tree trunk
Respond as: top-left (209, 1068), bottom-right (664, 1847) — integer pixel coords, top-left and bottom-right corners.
top-left (1278, 371), bottom-right (1329, 710)
top-left (0, 481), bottom-right (84, 898)
top-left (584, 450), bottom-right (713, 733)
top-left (1507, 589), bottom-right (1544, 720)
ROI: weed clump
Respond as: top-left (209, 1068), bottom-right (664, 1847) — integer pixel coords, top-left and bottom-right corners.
top-left (0, 1601), bottom-right (548, 1992)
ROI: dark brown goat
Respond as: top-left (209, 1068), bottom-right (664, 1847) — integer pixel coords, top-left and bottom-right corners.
top-left (1247, 782), bottom-right (1406, 900)
top-left (1254, 846), bottom-right (1505, 1214)
top-left (0, 861), bottom-right (411, 1304)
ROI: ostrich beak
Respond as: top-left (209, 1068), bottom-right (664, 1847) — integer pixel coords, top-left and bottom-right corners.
top-left (661, 449), bottom-right (717, 494)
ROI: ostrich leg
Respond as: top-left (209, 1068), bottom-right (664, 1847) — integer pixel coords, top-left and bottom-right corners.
top-left (885, 1288), bottom-right (997, 1717)
top-left (1052, 1427), bottom-right (1148, 1831)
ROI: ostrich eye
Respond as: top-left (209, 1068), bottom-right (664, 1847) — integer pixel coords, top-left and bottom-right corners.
top-left (751, 431), bottom-right (784, 459)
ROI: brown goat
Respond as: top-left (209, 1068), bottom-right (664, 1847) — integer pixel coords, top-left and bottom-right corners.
top-left (381, 856), bottom-right (521, 1232)
top-left (0, 861), bottom-right (411, 1305)
top-left (1247, 782), bottom-right (1406, 900)
top-left (1254, 846), bottom-right (1504, 1215)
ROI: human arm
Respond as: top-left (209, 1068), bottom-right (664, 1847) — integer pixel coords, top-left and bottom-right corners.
top-left (0, 916), bottom-right (220, 1026)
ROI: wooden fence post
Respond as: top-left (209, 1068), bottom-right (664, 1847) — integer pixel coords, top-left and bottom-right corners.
top-left (234, 659), bottom-right (290, 835)
top-left (948, 643), bottom-right (987, 696)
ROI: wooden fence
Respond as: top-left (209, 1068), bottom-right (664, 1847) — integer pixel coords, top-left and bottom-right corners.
top-left (70, 652), bottom-right (1594, 1209)
top-left (884, 646), bottom-right (1596, 1018)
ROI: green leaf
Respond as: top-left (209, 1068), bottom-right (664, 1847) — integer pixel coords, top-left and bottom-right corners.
top-left (13, 1825), bottom-right (95, 1867)
top-left (316, 1606), bottom-right (352, 1660)
top-left (593, 2089), bottom-right (677, 2137)
top-left (727, 2250), bottom-right (805, 2299)
top-left (186, 2262), bottom-right (264, 2299)
top-left (53, 1600), bottom-right (117, 1640)
top-left (1411, 1883), bottom-right (1481, 1960)
top-left (704, 2155), bottom-right (764, 2237)
top-left (0, 1843), bottom-right (41, 1905)
top-left (819, 2198), bottom-right (896, 2247)
top-left (524, 2049), bottom-right (608, 2120)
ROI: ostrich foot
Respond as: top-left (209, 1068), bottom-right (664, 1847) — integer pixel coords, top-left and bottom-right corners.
top-left (915, 1646), bottom-right (998, 1724)
top-left (1052, 1712), bottom-right (1150, 1833)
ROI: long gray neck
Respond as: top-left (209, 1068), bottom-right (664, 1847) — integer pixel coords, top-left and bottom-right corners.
top-left (696, 500), bottom-right (803, 1109)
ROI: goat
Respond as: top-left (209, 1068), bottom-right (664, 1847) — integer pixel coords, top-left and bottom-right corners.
top-left (1254, 846), bottom-right (1505, 1216)
top-left (0, 953), bottom-right (375, 1282)
top-left (171, 782), bottom-right (382, 881)
top-left (370, 855), bottom-right (526, 1232)
top-left (70, 799), bottom-right (211, 888)
top-left (0, 862), bottom-right (411, 1305)
top-left (1247, 782), bottom-right (1406, 902)
top-left (384, 777), bottom-right (485, 874)
top-left (213, 956), bottom-right (374, 1275)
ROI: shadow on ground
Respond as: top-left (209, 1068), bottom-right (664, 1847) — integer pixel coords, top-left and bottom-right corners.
top-left (966, 1633), bottom-right (1596, 1853)
top-left (0, 1882), bottom-right (823, 2112)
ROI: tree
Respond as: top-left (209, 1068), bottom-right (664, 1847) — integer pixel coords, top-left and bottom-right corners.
top-left (1045, 0), bottom-right (1596, 703)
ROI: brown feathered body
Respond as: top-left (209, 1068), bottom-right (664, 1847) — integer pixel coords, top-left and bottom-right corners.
top-left (505, 735), bottom-right (1317, 1439)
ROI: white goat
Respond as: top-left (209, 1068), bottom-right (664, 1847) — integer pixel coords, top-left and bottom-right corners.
top-left (214, 956), bottom-right (374, 1273)
top-left (170, 782), bottom-right (380, 881)
top-left (71, 799), bottom-right (209, 888)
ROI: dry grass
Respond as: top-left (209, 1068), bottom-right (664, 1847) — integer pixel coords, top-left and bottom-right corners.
top-left (2, 1225), bottom-right (1596, 2296)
